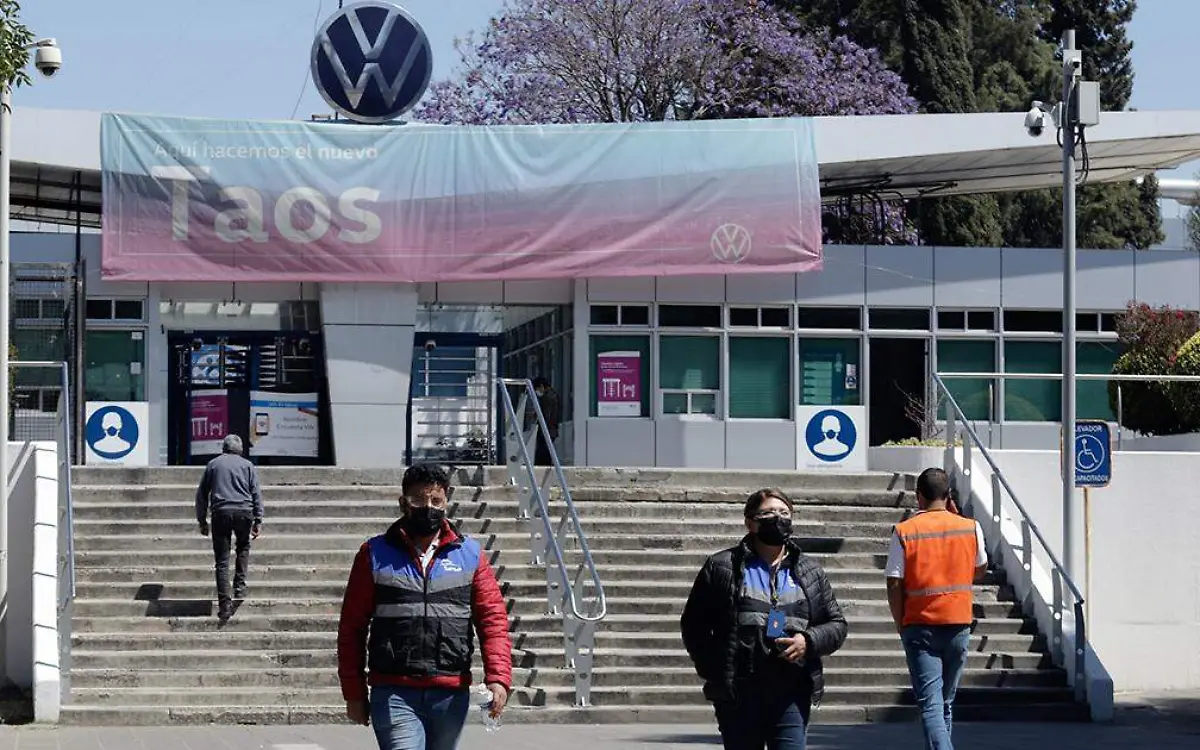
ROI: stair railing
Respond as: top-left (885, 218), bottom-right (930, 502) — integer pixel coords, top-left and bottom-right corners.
top-left (932, 373), bottom-right (1112, 719)
top-left (495, 378), bottom-right (607, 708)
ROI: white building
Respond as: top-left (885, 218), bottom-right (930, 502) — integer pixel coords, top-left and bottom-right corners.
top-left (11, 106), bottom-right (1200, 468)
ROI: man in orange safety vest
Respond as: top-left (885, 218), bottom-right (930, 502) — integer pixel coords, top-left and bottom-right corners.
top-left (885, 467), bottom-right (987, 750)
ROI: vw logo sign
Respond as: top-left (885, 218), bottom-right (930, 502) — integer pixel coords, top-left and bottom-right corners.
top-left (311, 1), bottom-right (434, 124)
top-left (711, 223), bottom-right (752, 264)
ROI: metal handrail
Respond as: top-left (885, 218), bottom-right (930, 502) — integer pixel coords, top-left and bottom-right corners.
top-left (496, 378), bottom-right (606, 623)
top-left (938, 371), bottom-right (1200, 382)
top-left (494, 377), bottom-right (606, 708)
top-left (56, 362), bottom-right (75, 600)
top-left (932, 373), bottom-right (1089, 702)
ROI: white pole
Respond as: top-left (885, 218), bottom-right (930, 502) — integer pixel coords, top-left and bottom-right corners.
top-left (0, 84), bottom-right (11, 650)
top-left (1061, 29), bottom-right (1078, 582)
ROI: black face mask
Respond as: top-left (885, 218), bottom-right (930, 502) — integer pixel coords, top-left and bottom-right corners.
top-left (404, 506), bottom-right (446, 536)
top-left (755, 515), bottom-right (793, 546)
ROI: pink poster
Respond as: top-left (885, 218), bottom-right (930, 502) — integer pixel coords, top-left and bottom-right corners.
top-left (190, 390), bottom-right (229, 456)
top-left (597, 352), bottom-right (642, 417)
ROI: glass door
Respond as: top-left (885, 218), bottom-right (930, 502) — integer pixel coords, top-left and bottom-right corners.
top-left (86, 330), bottom-right (146, 402)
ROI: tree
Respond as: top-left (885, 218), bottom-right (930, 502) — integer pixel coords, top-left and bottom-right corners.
top-left (780, 0), bottom-right (1162, 250)
top-left (0, 0), bottom-right (33, 89)
top-left (416, 0), bottom-right (916, 126)
top-left (1189, 174), bottom-right (1200, 251)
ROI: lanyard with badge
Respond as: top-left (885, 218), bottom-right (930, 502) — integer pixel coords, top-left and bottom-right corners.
top-left (765, 565), bottom-right (787, 638)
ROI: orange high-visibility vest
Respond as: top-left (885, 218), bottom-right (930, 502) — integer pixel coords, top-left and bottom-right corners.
top-left (895, 510), bottom-right (978, 627)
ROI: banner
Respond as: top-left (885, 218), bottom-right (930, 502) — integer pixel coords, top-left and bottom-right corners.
top-left (249, 391), bottom-right (319, 458)
top-left (100, 113), bottom-right (822, 282)
top-left (189, 389), bottom-right (229, 456)
top-left (596, 351), bottom-right (642, 417)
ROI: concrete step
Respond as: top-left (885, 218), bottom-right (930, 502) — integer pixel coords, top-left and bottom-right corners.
top-left (72, 548), bottom-right (894, 570)
top-left (70, 532), bottom-right (893, 554)
top-left (71, 498), bottom-right (913, 523)
top-left (74, 564), bottom-right (1006, 589)
top-left (57, 701), bottom-right (1087, 726)
top-left (70, 579), bottom-right (1012, 605)
top-left (67, 664), bottom-right (1067, 691)
top-left (70, 629), bottom-right (1044, 657)
top-left (68, 645), bottom-right (1051, 672)
top-left (71, 465), bottom-right (903, 492)
top-left (72, 517), bottom-right (902, 538)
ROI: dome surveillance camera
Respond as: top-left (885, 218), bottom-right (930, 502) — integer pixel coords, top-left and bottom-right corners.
top-left (1024, 101), bottom-right (1048, 138)
top-left (33, 39), bottom-right (62, 77)
top-left (424, 340), bottom-right (437, 351)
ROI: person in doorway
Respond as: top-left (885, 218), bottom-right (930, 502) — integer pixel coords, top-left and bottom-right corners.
top-left (531, 376), bottom-right (560, 466)
top-left (885, 468), bottom-right (988, 750)
top-left (195, 434), bottom-right (263, 622)
top-left (337, 463), bottom-right (512, 750)
top-left (681, 489), bottom-right (848, 750)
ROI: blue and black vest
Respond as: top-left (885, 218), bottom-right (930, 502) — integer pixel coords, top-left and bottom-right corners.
top-left (366, 530), bottom-right (483, 679)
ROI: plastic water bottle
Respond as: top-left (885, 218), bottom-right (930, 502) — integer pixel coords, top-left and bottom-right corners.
top-left (474, 683), bottom-right (500, 732)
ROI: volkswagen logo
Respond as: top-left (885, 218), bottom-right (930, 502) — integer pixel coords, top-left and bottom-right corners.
top-left (311, 1), bottom-right (434, 124)
top-left (711, 223), bottom-right (752, 264)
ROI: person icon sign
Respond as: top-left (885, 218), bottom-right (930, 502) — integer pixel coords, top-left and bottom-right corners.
top-left (85, 405), bottom-right (141, 462)
top-left (813, 414), bottom-right (849, 458)
top-left (804, 409), bottom-right (858, 463)
top-left (94, 411), bottom-right (131, 455)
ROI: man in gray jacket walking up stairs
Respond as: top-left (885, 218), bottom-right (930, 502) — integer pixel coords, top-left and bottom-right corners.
top-left (195, 434), bottom-right (264, 621)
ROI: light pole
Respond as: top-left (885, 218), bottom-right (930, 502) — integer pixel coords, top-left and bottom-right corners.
top-left (1061, 30), bottom-right (1080, 583)
top-left (0, 37), bottom-right (63, 648)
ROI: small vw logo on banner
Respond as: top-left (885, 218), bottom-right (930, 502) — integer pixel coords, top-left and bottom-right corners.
top-left (311, 1), bottom-right (434, 123)
top-left (711, 223), bottom-right (752, 264)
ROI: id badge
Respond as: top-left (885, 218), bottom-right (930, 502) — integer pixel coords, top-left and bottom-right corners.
top-left (765, 608), bottom-right (786, 638)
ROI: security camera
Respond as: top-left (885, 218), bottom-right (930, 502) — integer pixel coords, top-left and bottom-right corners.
top-left (424, 340), bottom-right (437, 352)
top-left (33, 38), bottom-right (61, 77)
top-left (1024, 101), bottom-right (1048, 138)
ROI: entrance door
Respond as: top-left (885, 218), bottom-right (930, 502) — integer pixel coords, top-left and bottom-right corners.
top-left (869, 338), bottom-right (927, 445)
top-left (407, 333), bottom-right (503, 466)
top-left (167, 332), bottom-right (330, 465)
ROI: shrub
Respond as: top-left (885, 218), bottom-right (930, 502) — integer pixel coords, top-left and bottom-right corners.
top-left (1108, 302), bottom-right (1200, 435)
top-left (1171, 331), bottom-right (1200, 426)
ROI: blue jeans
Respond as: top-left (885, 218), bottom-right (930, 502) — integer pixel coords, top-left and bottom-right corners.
top-left (901, 625), bottom-right (971, 750)
top-left (369, 686), bottom-right (470, 750)
top-left (713, 684), bottom-right (810, 750)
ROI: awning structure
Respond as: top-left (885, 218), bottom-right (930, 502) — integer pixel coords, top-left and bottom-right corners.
top-left (11, 106), bottom-right (1200, 229)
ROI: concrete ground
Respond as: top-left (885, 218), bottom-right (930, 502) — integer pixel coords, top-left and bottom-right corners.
top-left (0, 692), bottom-right (1196, 749)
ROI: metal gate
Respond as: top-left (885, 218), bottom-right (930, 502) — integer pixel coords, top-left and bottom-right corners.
top-left (406, 333), bottom-right (502, 465)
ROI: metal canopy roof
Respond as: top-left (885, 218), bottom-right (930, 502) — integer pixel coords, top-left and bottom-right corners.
top-left (11, 107), bottom-right (1200, 229)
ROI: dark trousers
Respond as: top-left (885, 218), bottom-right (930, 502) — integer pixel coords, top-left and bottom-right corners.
top-left (211, 508), bottom-right (253, 604)
top-left (714, 685), bottom-right (812, 750)
top-left (534, 430), bottom-right (558, 466)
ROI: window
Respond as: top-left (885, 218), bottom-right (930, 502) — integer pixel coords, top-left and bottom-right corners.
top-left (798, 338), bottom-right (860, 406)
top-left (88, 298), bottom-right (147, 322)
top-left (658, 305), bottom-right (721, 328)
top-left (937, 340), bottom-right (995, 421)
top-left (937, 310), bottom-right (996, 332)
top-left (1004, 341), bottom-right (1060, 421)
top-left (589, 304), bottom-right (649, 326)
top-left (659, 336), bottom-right (720, 415)
top-left (869, 308), bottom-right (930, 330)
top-left (412, 346), bottom-right (477, 398)
top-left (1078, 341), bottom-right (1123, 420)
top-left (967, 311), bottom-right (996, 331)
top-left (1004, 310), bottom-right (1063, 333)
top-left (589, 335), bottom-right (650, 417)
top-left (730, 307), bottom-right (791, 328)
top-left (796, 307), bottom-right (860, 329)
top-left (730, 337), bottom-right (790, 419)
top-left (937, 311), bottom-right (966, 330)
top-left (86, 330), bottom-right (146, 402)
top-left (1099, 313), bottom-right (1118, 332)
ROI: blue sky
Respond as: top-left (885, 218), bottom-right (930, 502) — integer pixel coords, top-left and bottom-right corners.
top-left (16, 0), bottom-right (1200, 212)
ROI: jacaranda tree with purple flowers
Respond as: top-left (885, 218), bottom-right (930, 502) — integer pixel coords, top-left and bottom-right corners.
top-left (415, 0), bottom-right (916, 242)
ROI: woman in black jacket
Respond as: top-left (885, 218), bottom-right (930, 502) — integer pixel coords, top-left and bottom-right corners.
top-left (680, 488), bottom-right (848, 750)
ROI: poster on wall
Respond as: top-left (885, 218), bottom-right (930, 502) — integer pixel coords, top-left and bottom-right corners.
top-left (248, 391), bottom-right (319, 458)
top-left (596, 351), bottom-right (641, 417)
top-left (796, 405), bottom-right (867, 473)
top-left (189, 389), bottom-right (229, 456)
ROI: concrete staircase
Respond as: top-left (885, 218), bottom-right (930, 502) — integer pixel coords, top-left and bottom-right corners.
top-left (62, 466), bottom-right (1087, 725)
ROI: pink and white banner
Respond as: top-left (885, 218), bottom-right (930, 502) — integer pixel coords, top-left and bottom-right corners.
top-left (101, 113), bottom-right (822, 283)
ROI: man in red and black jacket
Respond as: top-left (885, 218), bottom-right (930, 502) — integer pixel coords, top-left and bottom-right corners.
top-left (338, 464), bottom-right (512, 750)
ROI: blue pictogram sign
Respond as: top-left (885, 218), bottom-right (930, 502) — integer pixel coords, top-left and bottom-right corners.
top-left (85, 405), bottom-right (140, 461)
top-left (311, 1), bottom-right (434, 124)
top-left (1074, 420), bottom-right (1112, 488)
top-left (804, 408), bottom-right (857, 463)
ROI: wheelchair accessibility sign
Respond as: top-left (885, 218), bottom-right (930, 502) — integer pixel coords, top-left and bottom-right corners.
top-left (1071, 420), bottom-right (1112, 488)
